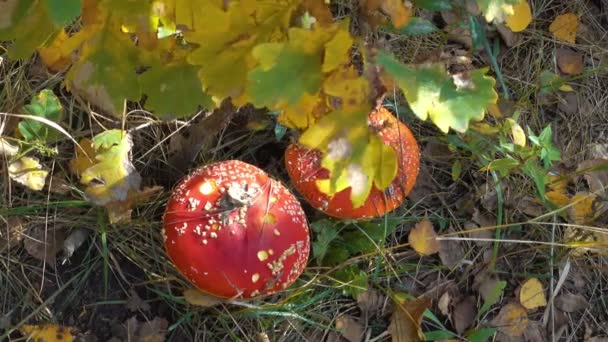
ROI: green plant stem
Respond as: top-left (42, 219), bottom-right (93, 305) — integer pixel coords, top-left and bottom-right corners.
top-left (490, 171), bottom-right (504, 272)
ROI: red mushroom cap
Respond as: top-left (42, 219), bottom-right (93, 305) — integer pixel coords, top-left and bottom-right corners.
top-left (285, 106), bottom-right (420, 219)
top-left (162, 160), bottom-right (310, 299)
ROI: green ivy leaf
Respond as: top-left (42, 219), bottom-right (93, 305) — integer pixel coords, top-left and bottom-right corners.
top-left (139, 62), bottom-right (213, 119)
top-left (18, 89), bottom-right (63, 142)
top-left (377, 52), bottom-right (498, 133)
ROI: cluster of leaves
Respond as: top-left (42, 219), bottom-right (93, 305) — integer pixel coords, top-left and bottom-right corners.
top-left (0, 0), bottom-right (537, 210)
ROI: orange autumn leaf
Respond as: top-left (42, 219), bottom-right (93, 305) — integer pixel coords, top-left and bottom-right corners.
top-left (408, 219), bottom-right (440, 256)
top-left (37, 29), bottom-right (72, 72)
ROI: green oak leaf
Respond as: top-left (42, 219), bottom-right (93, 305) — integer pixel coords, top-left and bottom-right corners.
top-left (18, 89), bottom-right (63, 142)
top-left (66, 25), bottom-right (141, 116)
top-left (299, 106), bottom-right (398, 208)
top-left (248, 44), bottom-right (322, 107)
top-left (377, 52), bottom-right (498, 133)
top-left (139, 62), bottom-right (213, 119)
top-left (46, 0), bottom-right (81, 25)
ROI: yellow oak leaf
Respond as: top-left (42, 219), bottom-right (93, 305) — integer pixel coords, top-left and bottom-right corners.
top-left (37, 29), bottom-right (72, 71)
top-left (322, 24), bottom-right (353, 73)
top-left (408, 219), bottom-right (440, 256)
top-left (20, 323), bottom-right (75, 342)
top-left (323, 66), bottom-right (370, 110)
top-left (505, 0), bottom-right (532, 32)
top-left (276, 92), bottom-right (324, 130)
top-left (519, 278), bottom-right (547, 309)
top-left (549, 13), bottom-right (578, 44)
top-left (506, 118), bottom-right (526, 147)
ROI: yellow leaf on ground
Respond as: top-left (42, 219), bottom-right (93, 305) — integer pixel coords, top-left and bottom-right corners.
top-left (8, 156), bottom-right (48, 191)
top-left (519, 278), bottom-right (547, 309)
top-left (408, 219), bottom-right (440, 256)
top-left (549, 13), bottom-right (578, 44)
top-left (567, 192), bottom-right (596, 224)
top-left (492, 303), bottom-right (529, 337)
top-left (37, 29), bottom-right (72, 72)
top-left (505, 0), bottom-right (532, 32)
top-left (183, 288), bottom-right (224, 307)
top-left (545, 190), bottom-right (570, 207)
top-left (20, 323), bottom-right (75, 342)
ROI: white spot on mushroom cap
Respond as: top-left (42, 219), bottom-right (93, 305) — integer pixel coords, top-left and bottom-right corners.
top-left (347, 163), bottom-right (368, 196)
top-left (251, 273), bottom-right (260, 283)
top-left (199, 181), bottom-right (215, 195)
top-left (327, 134), bottom-right (352, 160)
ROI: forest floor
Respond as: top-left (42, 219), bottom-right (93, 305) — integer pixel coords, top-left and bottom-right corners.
top-left (1, 1), bottom-right (608, 341)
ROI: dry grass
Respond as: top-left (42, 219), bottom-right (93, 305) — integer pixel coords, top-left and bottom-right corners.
top-left (2, 0), bottom-right (608, 341)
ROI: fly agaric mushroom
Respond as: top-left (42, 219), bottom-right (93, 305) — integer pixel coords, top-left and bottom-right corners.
top-left (162, 160), bottom-right (310, 299)
top-left (285, 106), bottom-right (420, 219)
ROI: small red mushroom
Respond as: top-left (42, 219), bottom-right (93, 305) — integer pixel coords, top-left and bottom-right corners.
top-left (162, 160), bottom-right (310, 299)
top-left (285, 106), bottom-right (420, 219)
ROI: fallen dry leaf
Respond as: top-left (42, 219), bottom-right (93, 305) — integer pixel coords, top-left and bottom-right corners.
top-left (114, 316), bottom-right (168, 342)
top-left (557, 91), bottom-right (578, 115)
top-left (183, 288), bottom-right (225, 307)
top-left (549, 13), bottom-right (578, 44)
top-left (492, 303), bottom-right (529, 337)
top-left (61, 228), bottom-right (90, 262)
top-left (476, 274), bottom-right (502, 303)
top-left (546, 190), bottom-right (570, 207)
top-left (409, 219), bottom-right (440, 256)
top-left (360, 0), bottom-right (413, 29)
top-left (335, 315), bottom-right (364, 342)
top-left (24, 227), bottom-right (66, 268)
top-left (8, 156), bottom-right (49, 191)
top-left (556, 48), bottom-right (584, 75)
top-left (0, 216), bottom-right (26, 251)
top-left (567, 192), bottom-right (596, 224)
top-left (578, 159), bottom-right (608, 196)
top-left (389, 295), bottom-right (431, 342)
top-left (20, 323), bottom-right (76, 342)
top-left (357, 289), bottom-right (386, 317)
top-left (519, 278), bottom-right (547, 310)
top-left (452, 295), bottom-right (476, 334)
top-left (438, 229), bottom-right (465, 269)
top-left (438, 291), bottom-right (451, 316)
top-left (555, 292), bottom-right (588, 312)
top-left (126, 288), bottom-right (151, 312)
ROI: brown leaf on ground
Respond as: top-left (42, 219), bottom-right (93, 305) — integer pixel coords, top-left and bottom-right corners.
top-left (476, 274), bottom-right (502, 303)
top-left (438, 291), bottom-right (451, 316)
top-left (517, 196), bottom-right (546, 217)
top-left (556, 48), bottom-right (584, 75)
top-left (409, 219), bottom-right (440, 256)
top-left (438, 229), bottom-right (465, 269)
top-left (496, 23), bottom-right (521, 47)
top-left (451, 295), bottom-right (476, 334)
top-left (524, 322), bottom-right (547, 342)
top-left (389, 295), bottom-right (431, 342)
top-left (555, 292), bottom-right (588, 312)
top-left (556, 91), bottom-right (578, 115)
top-left (491, 303), bottom-right (529, 337)
top-left (167, 100), bottom-right (237, 174)
top-left (23, 227), bottom-right (66, 268)
top-left (0, 216), bottom-right (26, 251)
top-left (578, 159), bottom-right (608, 196)
top-left (407, 164), bottom-right (437, 205)
top-left (335, 315), bottom-right (364, 342)
top-left (110, 316), bottom-right (168, 342)
top-left (48, 173), bottom-right (72, 195)
top-left (126, 288), bottom-right (151, 312)
top-left (357, 289), bottom-right (386, 317)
